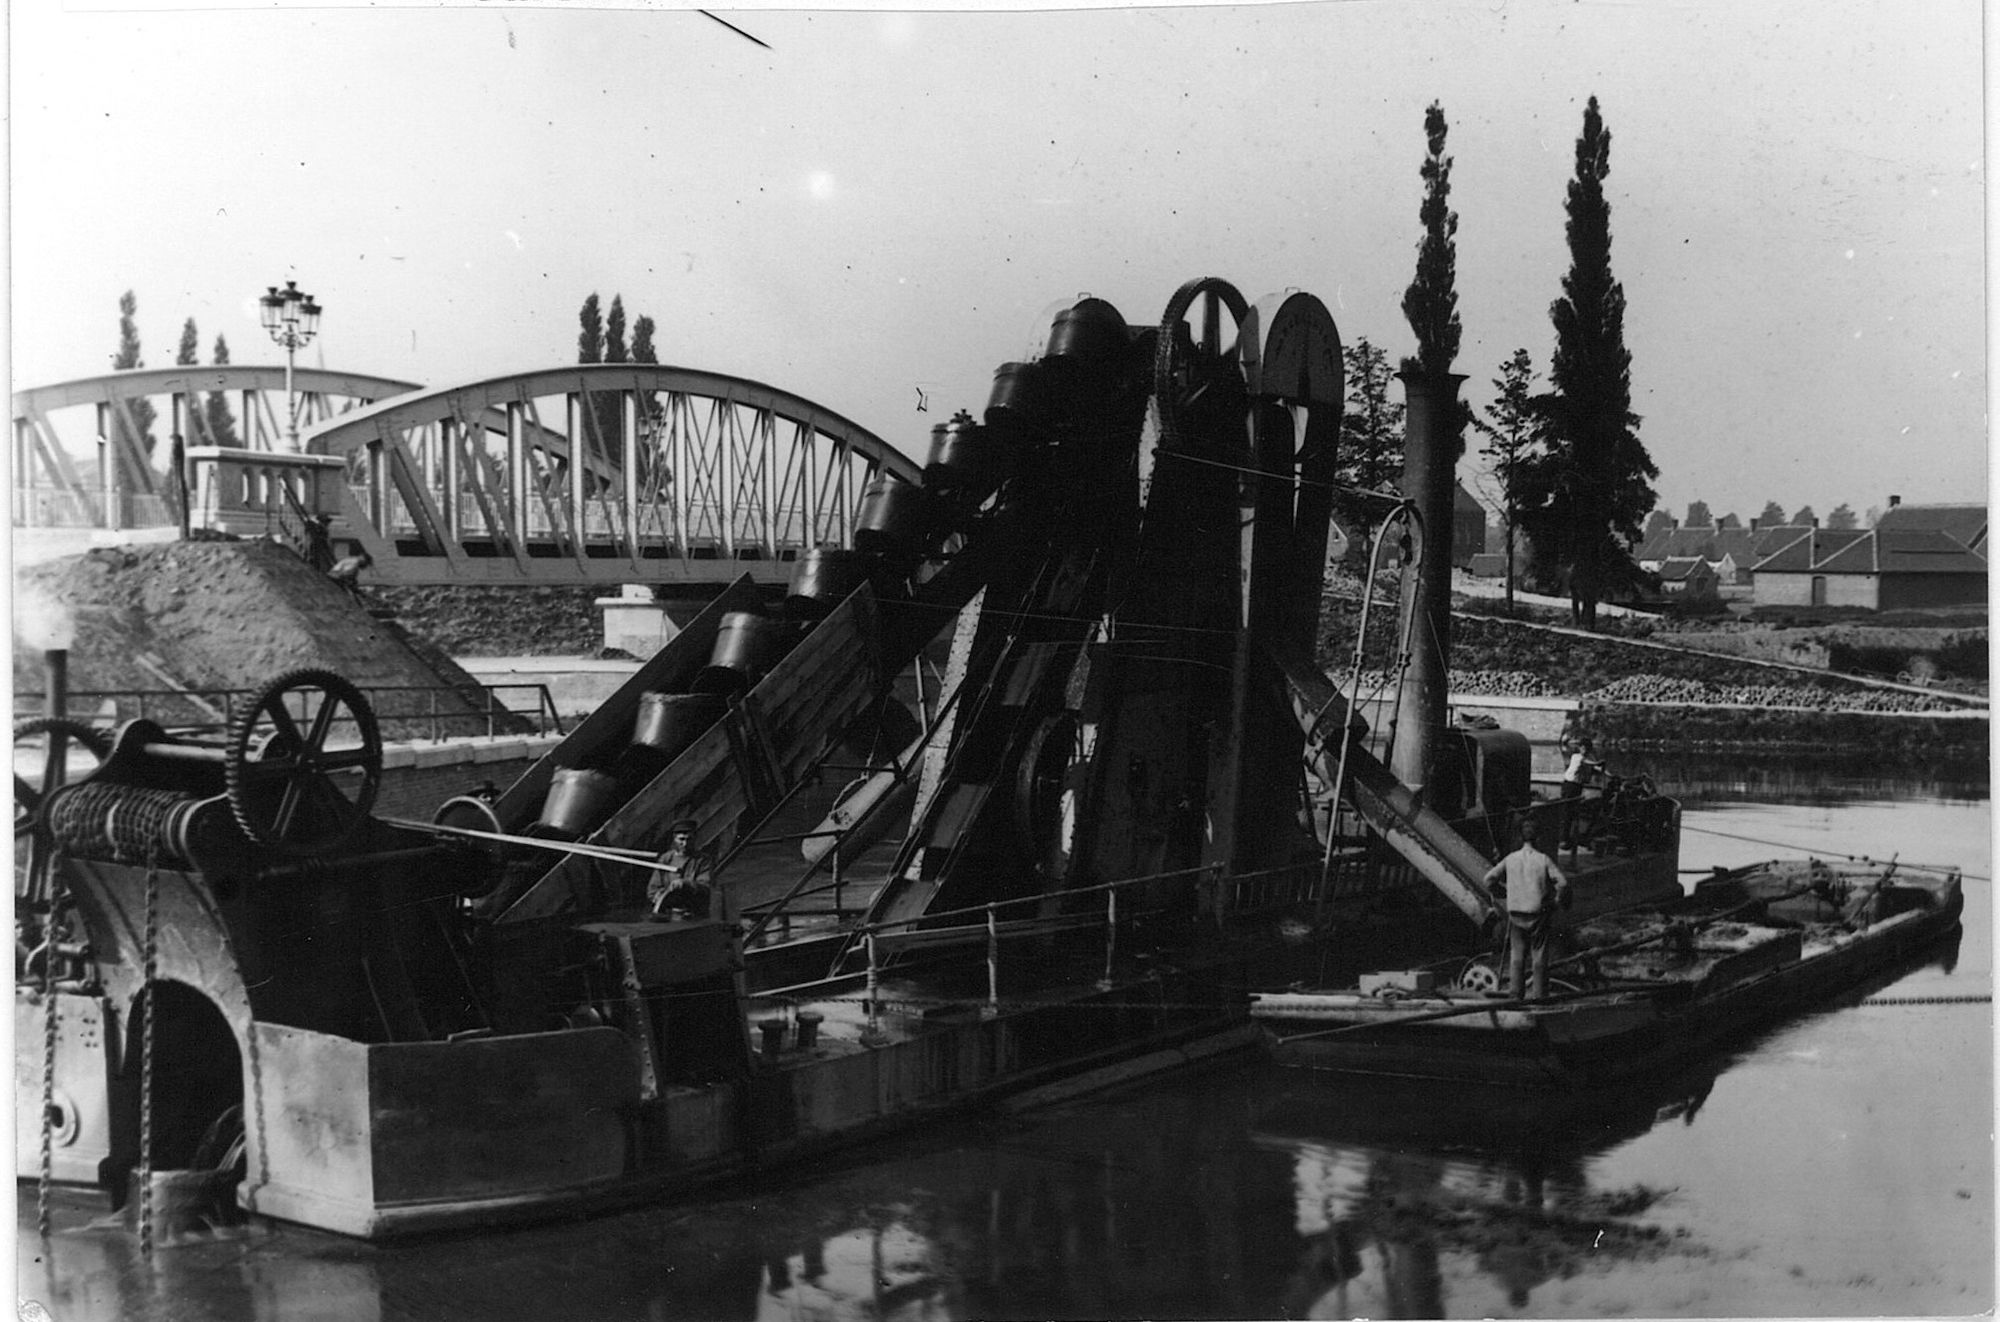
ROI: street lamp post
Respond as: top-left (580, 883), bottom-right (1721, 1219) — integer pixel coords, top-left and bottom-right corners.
top-left (259, 280), bottom-right (322, 451)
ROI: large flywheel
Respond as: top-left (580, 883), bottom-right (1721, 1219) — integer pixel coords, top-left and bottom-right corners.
top-left (224, 668), bottom-right (383, 855)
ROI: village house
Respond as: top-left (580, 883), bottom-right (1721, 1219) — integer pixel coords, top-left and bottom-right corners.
top-left (1451, 481), bottom-right (1487, 569)
top-left (1656, 555), bottom-right (1721, 597)
top-left (1748, 498), bottom-right (1987, 610)
top-left (1636, 521), bottom-right (1761, 587)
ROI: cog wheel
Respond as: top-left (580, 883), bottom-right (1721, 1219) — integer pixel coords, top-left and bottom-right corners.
top-left (223, 668), bottom-right (382, 856)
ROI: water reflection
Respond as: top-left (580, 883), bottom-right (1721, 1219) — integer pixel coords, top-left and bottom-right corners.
top-left (755, 1221), bottom-right (952, 1322)
top-left (1617, 750), bottom-right (1989, 807)
top-left (20, 785), bottom-right (1985, 1322)
top-left (1256, 1062), bottom-right (1719, 1319)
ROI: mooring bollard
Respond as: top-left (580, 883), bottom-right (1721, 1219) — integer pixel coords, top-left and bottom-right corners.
top-left (1098, 886), bottom-right (1117, 990)
top-left (985, 902), bottom-right (999, 1017)
top-left (860, 930), bottom-right (888, 1046)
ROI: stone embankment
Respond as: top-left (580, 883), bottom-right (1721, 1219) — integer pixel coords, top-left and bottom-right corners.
top-left (1324, 590), bottom-right (1986, 761)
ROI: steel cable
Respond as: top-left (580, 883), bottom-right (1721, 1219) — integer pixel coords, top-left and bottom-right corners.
top-left (1678, 822), bottom-right (1986, 881)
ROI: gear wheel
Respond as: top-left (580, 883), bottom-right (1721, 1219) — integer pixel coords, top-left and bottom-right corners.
top-left (224, 668), bottom-right (382, 855)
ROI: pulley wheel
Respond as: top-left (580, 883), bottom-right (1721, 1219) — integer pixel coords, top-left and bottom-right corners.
top-left (1014, 712), bottom-right (1084, 885)
top-left (224, 668), bottom-right (382, 856)
top-left (1152, 277), bottom-right (1252, 450)
top-left (1451, 959), bottom-right (1504, 996)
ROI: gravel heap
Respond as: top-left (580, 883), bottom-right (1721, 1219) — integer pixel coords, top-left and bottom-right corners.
top-left (12, 538), bottom-right (498, 735)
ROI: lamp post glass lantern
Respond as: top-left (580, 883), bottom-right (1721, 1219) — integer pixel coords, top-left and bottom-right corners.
top-left (260, 280), bottom-right (321, 450)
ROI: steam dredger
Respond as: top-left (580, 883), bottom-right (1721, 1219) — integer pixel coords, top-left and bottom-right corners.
top-left (16, 277), bottom-right (1681, 1238)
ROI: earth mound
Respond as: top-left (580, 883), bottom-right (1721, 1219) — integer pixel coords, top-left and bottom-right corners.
top-left (12, 539), bottom-right (508, 738)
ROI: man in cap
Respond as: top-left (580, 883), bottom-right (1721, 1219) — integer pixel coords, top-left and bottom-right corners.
top-left (648, 816), bottom-right (717, 920)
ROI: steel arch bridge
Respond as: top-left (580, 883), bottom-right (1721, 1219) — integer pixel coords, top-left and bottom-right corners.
top-left (13, 364), bottom-right (919, 588)
top-left (301, 365), bottom-right (918, 587)
top-left (12, 365), bottom-right (420, 530)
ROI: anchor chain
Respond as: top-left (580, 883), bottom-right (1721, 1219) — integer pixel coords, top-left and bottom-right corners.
top-left (138, 849), bottom-right (160, 1257)
top-left (37, 844), bottom-right (68, 1238)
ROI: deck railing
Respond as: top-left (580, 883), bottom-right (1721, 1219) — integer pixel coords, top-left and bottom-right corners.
top-left (12, 681), bottom-right (565, 742)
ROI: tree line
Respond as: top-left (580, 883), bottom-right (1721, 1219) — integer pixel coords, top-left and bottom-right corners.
top-left (106, 290), bottom-right (241, 454)
top-left (1350, 94), bottom-right (1656, 629)
top-left (1646, 500), bottom-right (1866, 533)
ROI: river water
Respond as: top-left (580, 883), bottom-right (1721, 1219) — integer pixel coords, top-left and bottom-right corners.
top-left (16, 763), bottom-right (1992, 1320)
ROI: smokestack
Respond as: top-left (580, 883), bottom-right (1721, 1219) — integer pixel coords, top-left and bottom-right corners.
top-left (1391, 368), bottom-right (1466, 797)
top-left (1888, 494), bottom-right (1902, 508)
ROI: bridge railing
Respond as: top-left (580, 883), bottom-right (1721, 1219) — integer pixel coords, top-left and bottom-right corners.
top-left (14, 485), bottom-right (170, 530)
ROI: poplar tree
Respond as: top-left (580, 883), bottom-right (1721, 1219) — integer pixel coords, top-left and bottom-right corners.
top-left (1517, 97), bottom-right (1657, 628)
top-left (629, 315), bottom-right (658, 367)
top-left (176, 318), bottom-right (199, 366)
top-left (206, 334), bottom-right (241, 446)
top-left (112, 290), bottom-right (159, 455)
top-left (577, 294), bottom-right (605, 363)
top-left (630, 314), bottom-right (663, 466)
top-left (605, 296), bottom-right (629, 364)
top-left (1401, 101), bottom-right (1462, 383)
top-left (576, 293), bottom-right (621, 451)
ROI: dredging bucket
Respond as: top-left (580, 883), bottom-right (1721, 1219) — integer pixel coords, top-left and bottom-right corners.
top-left (632, 692), bottom-right (726, 761)
top-left (536, 768), bottom-right (619, 836)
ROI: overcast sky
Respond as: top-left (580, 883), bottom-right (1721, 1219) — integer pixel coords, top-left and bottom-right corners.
top-left (9, 0), bottom-right (1985, 523)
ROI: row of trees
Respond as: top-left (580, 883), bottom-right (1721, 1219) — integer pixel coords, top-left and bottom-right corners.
top-left (1651, 500), bottom-right (1864, 532)
top-left (576, 293), bottom-right (662, 450)
top-left (109, 290), bottom-right (241, 454)
top-left (1354, 95), bottom-right (1657, 628)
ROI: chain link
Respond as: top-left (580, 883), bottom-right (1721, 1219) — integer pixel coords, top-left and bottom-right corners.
top-left (37, 845), bottom-right (67, 1238)
top-left (138, 850), bottom-right (160, 1257)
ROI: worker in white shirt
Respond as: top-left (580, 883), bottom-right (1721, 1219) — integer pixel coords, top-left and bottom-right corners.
top-left (1482, 820), bottom-right (1571, 999)
top-left (1559, 737), bottom-right (1605, 850)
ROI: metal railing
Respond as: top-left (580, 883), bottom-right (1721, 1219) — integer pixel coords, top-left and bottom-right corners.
top-left (12, 681), bottom-right (565, 742)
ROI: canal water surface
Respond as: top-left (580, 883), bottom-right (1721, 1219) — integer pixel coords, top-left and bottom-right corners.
top-left (17, 765), bottom-right (1992, 1320)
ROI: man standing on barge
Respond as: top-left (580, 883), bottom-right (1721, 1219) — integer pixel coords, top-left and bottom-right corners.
top-left (1483, 820), bottom-right (1570, 1000)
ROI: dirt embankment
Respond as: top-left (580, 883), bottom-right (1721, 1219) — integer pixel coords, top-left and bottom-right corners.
top-left (12, 540), bottom-right (506, 737)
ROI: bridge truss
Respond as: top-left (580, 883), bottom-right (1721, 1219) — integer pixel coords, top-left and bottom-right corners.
top-left (12, 366), bottom-right (419, 531)
top-left (13, 364), bottom-right (920, 589)
top-left (304, 365), bottom-right (916, 587)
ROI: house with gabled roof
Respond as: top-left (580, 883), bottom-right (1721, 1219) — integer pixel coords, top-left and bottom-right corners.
top-left (1657, 555), bottom-right (1720, 596)
top-left (1636, 522), bottom-right (1762, 585)
top-left (1873, 499), bottom-right (1987, 553)
top-left (1749, 517), bottom-right (1986, 610)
